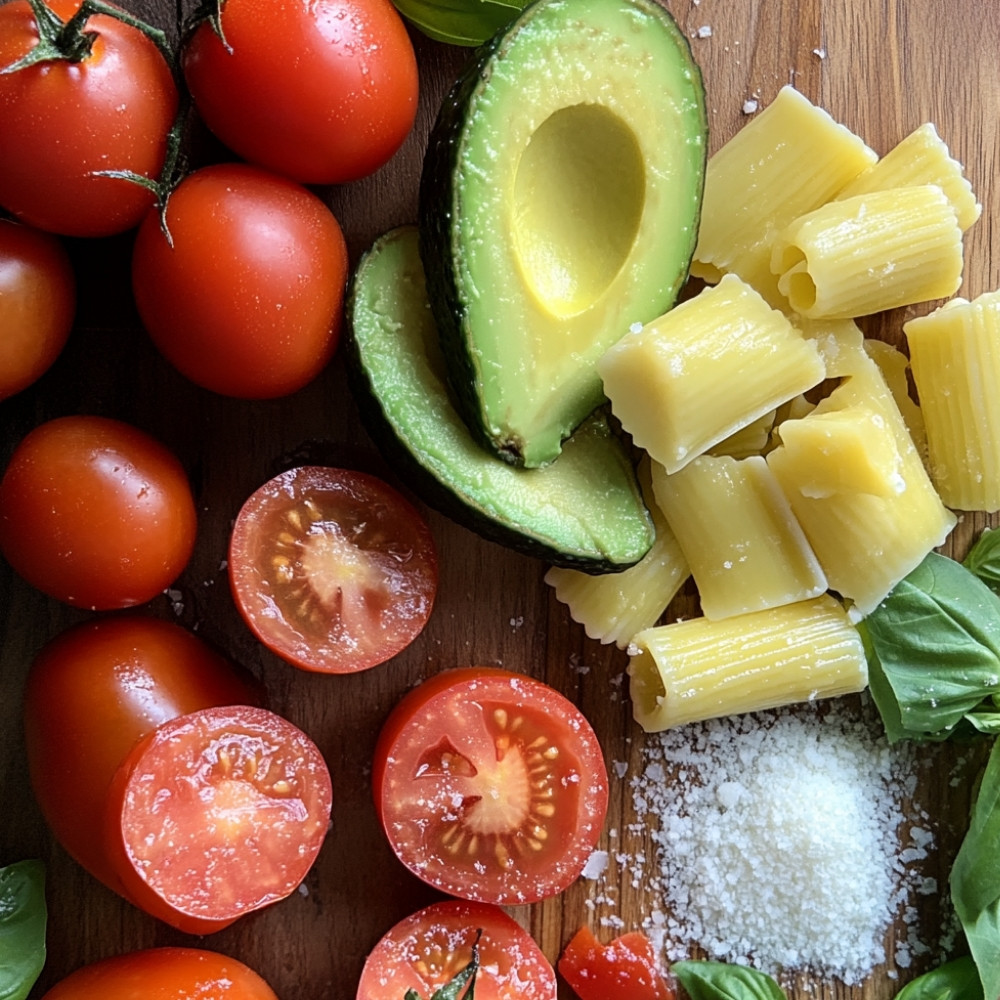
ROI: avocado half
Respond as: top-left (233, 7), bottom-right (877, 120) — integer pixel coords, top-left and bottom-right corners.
top-left (420, 0), bottom-right (708, 468)
top-left (347, 226), bottom-right (654, 572)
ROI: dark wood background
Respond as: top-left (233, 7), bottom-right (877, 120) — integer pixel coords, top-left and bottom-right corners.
top-left (2, 0), bottom-right (999, 997)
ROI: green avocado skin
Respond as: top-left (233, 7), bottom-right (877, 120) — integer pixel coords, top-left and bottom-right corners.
top-left (346, 226), bottom-right (654, 573)
top-left (419, 0), bottom-right (708, 469)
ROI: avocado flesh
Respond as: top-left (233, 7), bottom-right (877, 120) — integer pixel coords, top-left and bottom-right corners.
top-left (420, 0), bottom-right (707, 468)
top-left (347, 226), bottom-right (654, 572)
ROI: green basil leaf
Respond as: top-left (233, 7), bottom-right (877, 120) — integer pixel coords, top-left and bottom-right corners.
top-left (392, 0), bottom-right (529, 46)
top-left (671, 960), bottom-right (786, 1000)
top-left (894, 956), bottom-right (983, 1000)
top-left (964, 528), bottom-right (1000, 595)
top-left (950, 738), bottom-right (1000, 1000)
top-left (861, 552), bottom-right (1000, 741)
top-left (0, 861), bottom-right (46, 1000)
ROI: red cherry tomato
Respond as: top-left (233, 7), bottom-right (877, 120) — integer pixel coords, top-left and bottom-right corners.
top-left (23, 616), bottom-right (258, 894)
top-left (0, 0), bottom-right (178, 237)
top-left (105, 704), bottom-right (333, 934)
top-left (0, 219), bottom-right (76, 401)
top-left (40, 947), bottom-right (279, 1000)
top-left (132, 163), bottom-right (348, 398)
top-left (558, 926), bottom-right (674, 1000)
top-left (357, 899), bottom-right (557, 1000)
top-left (372, 667), bottom-right (609, 905)
top-left (229, 466), bottom-right (438, 673)
top-left (0, 415), bottom-right (197, 610)
top-left (182, 0), bottom-right (418, 184)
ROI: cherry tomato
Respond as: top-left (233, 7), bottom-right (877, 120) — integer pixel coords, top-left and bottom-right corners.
top-left (357, 900), bottom-right (557, 1000)
top-left (372, 667), bottom-right (609, 905)
top-left (558, 926), bottom-right (674, 1000)
top-left (40, 947), bottom-right (279, 1000)
top-left (0, 219), bottom-right (75, 401)
top-left (229, 466), bottom-right (438, 673)
top-left (23, 616), bottom-right (258, 894)
top-left (105, 704), bottom-right (333, 934)
top-left (132, 163), bottom-right (348, 398)
top-left (0, 0), bottom-right (178, 237)
top-left (0, 415), bottom-right (197, 610)
top-left (182, 0), bottom-right (418, 184)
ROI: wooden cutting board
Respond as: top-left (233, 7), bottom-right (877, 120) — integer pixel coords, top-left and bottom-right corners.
top-left (2, 1), bottom-right (999, 998)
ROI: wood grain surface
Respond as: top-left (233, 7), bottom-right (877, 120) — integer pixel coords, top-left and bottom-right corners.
top-left (2, 0), bottom-right (999, 998)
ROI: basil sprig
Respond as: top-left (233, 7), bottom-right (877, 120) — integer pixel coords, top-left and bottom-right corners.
top-left (0, 861), bottom-right (47, 1000)
top-left (893, 955), bottom-right (983, 1000)
top-left (964, 528), bottom-right (1000, 596)
top-left (671, 960), bottom-right (786, 1000)
top-left (859, 551), bottom-right (1000, 743)
top-left (391, 0), bottom-right (529, 46)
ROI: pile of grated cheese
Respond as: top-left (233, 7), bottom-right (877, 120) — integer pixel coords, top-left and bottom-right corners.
top-left (625, 699), bottom-right (944, 985)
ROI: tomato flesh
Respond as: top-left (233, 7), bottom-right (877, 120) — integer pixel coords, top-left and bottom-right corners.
top-left (108, 704), bottom-right (332, 934)
top-left (230, 466), bottom-right (438, 673)
top-left (373, 668), bottom-right (609, 905)
top-left (357, 900), bottom-right (556, 1000)
top-left (558, 926), bottom-right (674, 1000)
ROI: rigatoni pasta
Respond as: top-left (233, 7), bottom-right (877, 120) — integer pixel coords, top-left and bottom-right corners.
top-left (904, 290), bottom-right (1000, 511)
top-left (627, 594), bottom-right (868, 731)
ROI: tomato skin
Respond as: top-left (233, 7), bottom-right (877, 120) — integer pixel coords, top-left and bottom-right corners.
top-left (182, 0), bottom-right (418, 184)
top-left (373, 667), bottom-right (609, 905)
top-left (229, 466), bottom-right (438, 673)
top-left (105, 704), bottom-right (333, 934)
top-left (132, 164), bottom-right (348, 399)
top-left (558, 927), bottom-right (674, 1000)
top-left (357, 900), bottom-right (556, 1000)
top-left (23, 616), bottom-right (258, 895)
top-left (0, 0), bottom-right (178, 237)
top-left (0, 219), bottom-right (76, 400)
top-left (0, 415), bottom-right (197, 610)
top-left (40, 947), bottom-right (279, 1000)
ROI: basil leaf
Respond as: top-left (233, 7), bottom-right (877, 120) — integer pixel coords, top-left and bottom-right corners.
top-left (0, 861), bottom-right (46, 1000)
top-left (392, 0), bottom-right (529, 46)
top-left (671, 960), bottom-right (786, 1000)
top-left (860, 552), bottom-right (1000, 741)
top-left (964, 528), bottom-right (1000, 595)
top-left (894, 956), bottom-right (983, 1000)
top-left (950, 738), bottom-right (1000, 1000)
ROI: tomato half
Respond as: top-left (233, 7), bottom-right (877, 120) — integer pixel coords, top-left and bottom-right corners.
top-left (372, 668), bottom-right (609, 905)
top-left (0, 219), bottom-right (75, 400)
top-left (0, 0), bottom-right (178, 237)
top-left (131, 163), bottom-right (348, 399)
top-left (40, 947), bottom-right (279, 1000)
top-left (357, 900), bottom-right (556, 1000)
top-left (182, 0), bottom-right (418, 184)
top-left (105, 704), bottom-right (333, 934)
top-left (23, 616), bottom-right (258, 894)
top-left (0, 416), bottom-right (197, 610)
top-left (558, 926), bottom-right (674, 1000)
top-left (229, 466), bottom-right (438, 673)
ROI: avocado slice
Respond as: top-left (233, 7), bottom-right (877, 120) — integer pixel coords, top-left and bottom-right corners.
top-left (347, 226), bottom-right (654, 572)
top-left (420, 0), bottom-right (707, 468)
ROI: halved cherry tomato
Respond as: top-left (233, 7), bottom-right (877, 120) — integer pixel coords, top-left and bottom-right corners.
top-left (105, 704), bottom-right (333, 934)
top-left (0, 415), bottom-right (197, 610)
top-left (0, 218), bottom-right (76, 401)
top-left (558, 926), bottom-right (674, 1000)
top-left (372, 667), bottom-right (609, 905)
top-left (356, 899), bottom-right (556, 1000)
top-left (229, 466), bottom-right (438, 673)
top-left (23, 616), bottom-right (258, 894)
top-left (40, 946), bottom-right (278, 1000)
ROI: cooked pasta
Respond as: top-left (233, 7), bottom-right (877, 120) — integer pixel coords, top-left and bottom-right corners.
top-left (904, 289), bottom-right (1000, 511)
top-left (707, 409), bottom-right (776, 459)
top-left (627, 594), bottom-right (868, 731)
top-left (863, 337), bottom-right (928, 460)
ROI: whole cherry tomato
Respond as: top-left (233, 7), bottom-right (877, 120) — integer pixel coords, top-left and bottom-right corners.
top-left (0, 219), bottom-right (76, 401)
top-left (131, 163), bottom-right (349, 398)
top-left (0, 415), bottom-right (197, 609)
top-left (181, 0), bottom-right (418, 184)
top-left (0, 0), bottom-right (178, 236)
